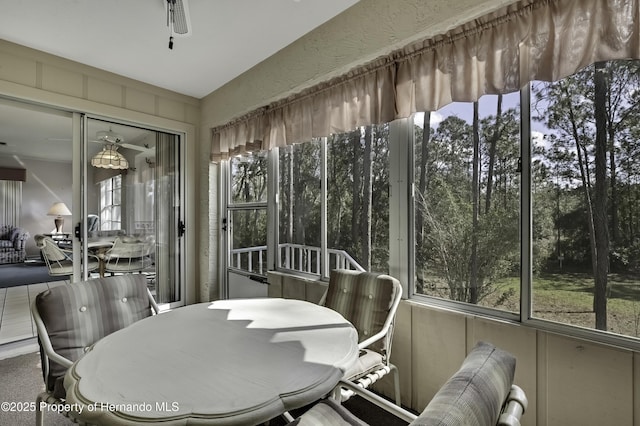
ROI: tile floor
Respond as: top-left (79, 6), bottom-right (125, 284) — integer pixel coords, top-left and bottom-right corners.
top-left (0, 280), bottom-right (68, 345)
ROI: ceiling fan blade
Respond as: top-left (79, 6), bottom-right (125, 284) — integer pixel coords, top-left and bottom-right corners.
top-left (166, 0), bottom-right (191, 36)
top-left (120, 143), bottom-right (155, 154)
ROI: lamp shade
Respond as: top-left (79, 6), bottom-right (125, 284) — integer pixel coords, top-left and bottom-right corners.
top-left (47, 202), bottom-right (72, 217)
top-left (91, 145), bottom-right (129, 169)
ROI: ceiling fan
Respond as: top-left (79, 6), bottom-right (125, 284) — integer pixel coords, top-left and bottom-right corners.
top-left (93, 129), bottom-right (155, 155)
top-left (47, 129), bottom-right (155, 155)
top-left (166, 0), bottom-right (192, 50)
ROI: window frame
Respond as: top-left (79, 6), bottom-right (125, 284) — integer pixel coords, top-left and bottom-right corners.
top-left (227, 77), bottom-right (640, 352)
top-left (99, 174), bottom-right (122, 231)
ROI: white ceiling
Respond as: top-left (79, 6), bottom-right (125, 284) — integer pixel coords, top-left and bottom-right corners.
top-left (0, 0), bottom-right (359, 99)
top-left (0, 0), bottom-right (358, 163)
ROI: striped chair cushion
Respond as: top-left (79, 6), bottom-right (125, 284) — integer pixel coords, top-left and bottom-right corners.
top-left (325, 270), bottom-right (398, 354)
top-left (289, 399), bottom-right (368, 426)
top-left (35, 274), bottom-right (154, 397)
top-left (412, 341), bottom-right (516, 426)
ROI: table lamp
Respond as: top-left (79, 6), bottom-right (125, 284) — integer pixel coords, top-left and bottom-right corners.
top-left (47, 202), bottom-right (72, 233)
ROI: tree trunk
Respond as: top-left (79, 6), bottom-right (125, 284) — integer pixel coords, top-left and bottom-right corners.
top-left (563, 85), bottom-right (598, 281)
top-left (607, 85), bottom-right (620, 247)
top-left (469, 102), bottom-right (480, 304)
top-left (485, 94), bottom-right (503, 213)
top-left (361, 126), bottom-right (373, 270)
top-left (351, 132), bottom-right (361, 252)
top-left (594, 61), bottom-right (609, 330)
top-left (293, 149), bottom-right (305, 245)
top-left (416, 112), bottom-right (431, 293)
top-left (328, 138), bottom-right (342, 248)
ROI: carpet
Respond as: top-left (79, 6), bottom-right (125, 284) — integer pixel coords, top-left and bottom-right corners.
top-left (0, 262), bottom-right (66, 289)
top-left (0, 349), bottom-right (76, 426)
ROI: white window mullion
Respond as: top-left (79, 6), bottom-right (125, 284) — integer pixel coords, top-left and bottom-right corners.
top-left (267, 148), bottom-right (279, 272)
top-left (321, 137), bottom-right (328, 279)
top-left (389, 119), bottom-right (412, 298)
top-left (520, 85), bottom-right (533, 323)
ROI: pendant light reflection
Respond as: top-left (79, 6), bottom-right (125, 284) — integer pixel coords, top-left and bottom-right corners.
top-left (91, 144), bottom-right (129, 170)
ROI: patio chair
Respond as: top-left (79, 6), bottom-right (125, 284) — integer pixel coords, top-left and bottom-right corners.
top-left (104, 235), bottom-right (154, 275)
top-left (34, 234), bottom-right (99, 277)
top-left (31, 274), bottom-right (159, 426)
top-left (320, 269), bottom-right (402, 405)
top-left (288, 341), bottom-right (528, 426)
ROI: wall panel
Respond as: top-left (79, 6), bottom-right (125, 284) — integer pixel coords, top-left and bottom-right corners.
top-left (124, 87), bottom-right (156, 116)
top-left (87, 77), bottom-right (123, 108)
top-left (0, 51), bottom-right (36, 87)
top-left (410, 303), bottom-right (466, 410)
top-left (41, 64), bottom-right (83, 98)
top-left (544, 334), bottom-right (633, 425)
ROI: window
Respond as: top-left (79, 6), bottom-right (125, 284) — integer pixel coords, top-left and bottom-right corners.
top-left (531, 60), bottom-right (640, 338)
top-left (99, 175), bottom-right (122, 231)
top-left (273, 60), bottom-right (640, 344)
top-left (413, 93), bottom-right (521, 315)
top-left (327, 125), bottom-right (389, 273)
top-left (408, 59), bottom-right (640, 340)
top-left (279, 140), bottom-right (322, 274)
top-left (218, 3), bottom-right (640, 348)
top-left (275, 125), bottom-right (390, 277)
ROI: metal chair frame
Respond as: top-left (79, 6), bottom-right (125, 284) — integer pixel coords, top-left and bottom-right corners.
top-left (320, 270), bottom-right (403, 406)
top-left (31, 275), bottom-right (159, 425)
top-left (34, 234), bottom-right (99, 277)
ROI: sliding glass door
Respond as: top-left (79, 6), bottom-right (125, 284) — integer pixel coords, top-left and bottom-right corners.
top-left (82, 117), bottom-right (184, 304)
top-left (0, 98), bottom-right (186, 345)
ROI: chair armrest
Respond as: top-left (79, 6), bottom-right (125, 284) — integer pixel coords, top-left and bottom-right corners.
top-left (498, 385), bottom-right (528, 426)
top-left (58, 248), bottom-right (74, 261)
top-left (12, 230), bottom-right (29, 251)
top-left (147, 288), bottom-right (160, 315)
top-left (357, 329), bottom-right (387, 351)
top-left (334, 379), bottom-right (417, 424)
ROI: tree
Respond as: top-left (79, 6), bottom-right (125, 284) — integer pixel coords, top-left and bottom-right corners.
top-left (470, 102), bottom-right (480, 304)
top-left (415, 103), bottom-right (520, 306)
top-left (593, 61), bottom-right (609, 329)
top-left (415, 112), bottom-right (432, 293)
top-left (485, 94), bottom-right (503, 213)
top-left (361, 126), bottom-right (373, 270)
top-left (533, 60), bottom-right (640, 330)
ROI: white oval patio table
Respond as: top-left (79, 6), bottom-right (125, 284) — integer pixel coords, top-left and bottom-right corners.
top-left (63, 298), bottom-right (359, 425)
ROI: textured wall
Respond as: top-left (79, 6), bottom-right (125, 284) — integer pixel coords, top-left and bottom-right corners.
top-left (200, 0), bottom-right (517, 130)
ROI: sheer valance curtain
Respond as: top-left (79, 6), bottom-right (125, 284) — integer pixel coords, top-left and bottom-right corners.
top-left (211, 0), bottom-right (640, 161)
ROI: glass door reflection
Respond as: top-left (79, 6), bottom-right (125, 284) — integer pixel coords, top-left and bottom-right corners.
top-left (85, 118), bottom-right (182, 304)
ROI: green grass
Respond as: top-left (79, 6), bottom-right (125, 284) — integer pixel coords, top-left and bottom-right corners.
top-left (529, 273), bottom-right (640, 337)
top-left (423, 272), bottom-right (640, 337)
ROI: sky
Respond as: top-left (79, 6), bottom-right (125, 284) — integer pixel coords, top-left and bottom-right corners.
top-left (411, 89), bottom-right (549, 150)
